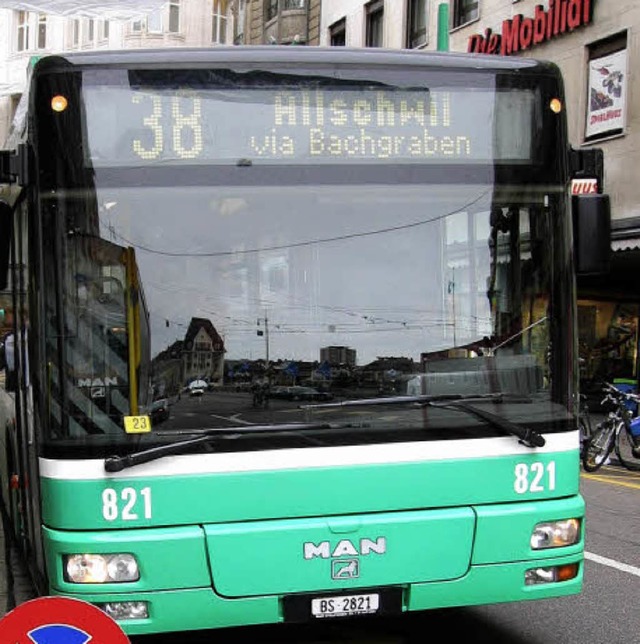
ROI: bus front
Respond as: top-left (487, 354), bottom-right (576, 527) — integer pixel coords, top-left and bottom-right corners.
top-left (27, 49), bottom-right (583, 636)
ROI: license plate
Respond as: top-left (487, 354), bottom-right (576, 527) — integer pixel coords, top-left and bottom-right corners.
top-left (311, 593), bottom-right (379, 618)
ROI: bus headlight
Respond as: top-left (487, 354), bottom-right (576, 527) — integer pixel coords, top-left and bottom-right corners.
top-left (530, 519), bottom-right (581, 549)
top-left (64, 553), bottom-right (140, 583)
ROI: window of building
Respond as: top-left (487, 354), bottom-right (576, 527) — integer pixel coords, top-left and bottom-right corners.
top-left (168, 0), bottom-right (180, 33)
top-left (266, 0), bottom-right (278, 22)
top-left (329, 18), bottom-right (346, 46)
top-left (366, 0), bottom-right (384, 47)
top-left (452, 0), bottom-right (478, 29)
top-left (84, 19), bottom-right (95, 44)
top-left (283, 0), bottom-right (306, 9)
top-left (147, 10), bottom-right (163, 33)
top-left (37, 14), bottom-right (47, 49)
top-left (71, 19), bottom-right (80, 47)
top-left (131, 19), bottom-right (142, 32)
top-left (101, 20), bottom-right (110, 40)
top-left (585, 31), bottom-right (628, 142)
top-left (212, 0), bottom-right (228, 44)
top-left (406, 0), bottom-right (427, 48)
top-left (16, 11), bottom-right (29, 52)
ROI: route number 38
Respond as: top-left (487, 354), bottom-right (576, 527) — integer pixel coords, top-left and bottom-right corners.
top-left (102, 487), bottom-right (152, 521)
top-left (514, 462), bottom-right (556, 494)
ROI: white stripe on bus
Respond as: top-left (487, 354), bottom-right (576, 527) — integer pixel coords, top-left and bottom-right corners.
top-left (39, 431), bottom-right (579, 480)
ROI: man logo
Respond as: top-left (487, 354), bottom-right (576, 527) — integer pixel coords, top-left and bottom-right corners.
top-left (303, 537), bottom-right (386, 560)
top-left (332, 558), bottom-right (359, 579)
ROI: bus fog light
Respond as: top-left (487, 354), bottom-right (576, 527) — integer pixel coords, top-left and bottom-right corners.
top-left (64, 554), bottom-right (140, 583)
top-left (99, 601), bottom-right (149, 620)
top-left (525, 563), bottom-right (579, 585)
top-left (530, 519), bottom-right (580, 549)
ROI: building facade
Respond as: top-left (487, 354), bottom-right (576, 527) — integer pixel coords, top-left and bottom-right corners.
top-left (319, 0), bottom-right (640, 398)
top-left (0, 0), bottom-right (322, 144)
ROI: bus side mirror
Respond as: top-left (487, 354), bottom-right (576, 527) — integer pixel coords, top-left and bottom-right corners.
top-left (0, 201), bottom-right (12, 290)
top-left (572, 194), bottom-right (611, 276)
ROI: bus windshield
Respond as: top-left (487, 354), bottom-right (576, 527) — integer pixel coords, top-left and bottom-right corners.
top-left (33, 61), bottom-right (574, 458)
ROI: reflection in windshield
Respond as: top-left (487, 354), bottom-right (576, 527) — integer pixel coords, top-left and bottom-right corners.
top-left (40, 178), bottom-right (566, 453)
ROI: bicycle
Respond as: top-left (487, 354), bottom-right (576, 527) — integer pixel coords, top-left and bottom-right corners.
top-left (581, 382), bottom-right (640, 472)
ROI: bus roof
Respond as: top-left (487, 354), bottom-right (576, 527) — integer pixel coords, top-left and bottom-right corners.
top-left (34, 45), bottom-right (559, 76)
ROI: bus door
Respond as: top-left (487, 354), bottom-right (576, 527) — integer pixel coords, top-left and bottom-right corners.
top-left (1, 194), bottom-right (45, 591)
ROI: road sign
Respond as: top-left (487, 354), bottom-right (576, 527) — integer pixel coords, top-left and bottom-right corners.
top-left (0, 596), bottom-right (130, 643)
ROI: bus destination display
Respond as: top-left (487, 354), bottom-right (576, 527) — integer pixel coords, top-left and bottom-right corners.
top-left (83, 86), bottom-right (535, 166)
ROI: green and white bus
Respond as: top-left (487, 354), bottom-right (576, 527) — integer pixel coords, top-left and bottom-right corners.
top-left (0, 46), bottom-right (608, 636)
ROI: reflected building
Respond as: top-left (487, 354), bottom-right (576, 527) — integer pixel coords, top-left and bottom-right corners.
top-left (152, 317), bottom-right (225, 394)
top-left (320, 345), bottom-right (356, 366)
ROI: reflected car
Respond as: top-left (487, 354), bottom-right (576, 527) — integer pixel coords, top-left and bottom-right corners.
top-left (283, 386), bottom-right (333, 401)
top-left (188, 379), bottom-right (207, 397)
top-left (150, 398), bottom-right (170, 424)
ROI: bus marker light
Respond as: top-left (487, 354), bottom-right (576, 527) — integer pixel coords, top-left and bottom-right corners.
top-left (65, 553), bottom-right (140, 583)
top-left (530, 518), bottom-right (580, 549)
top-left (525, 562), bottom-right (579, 585)
top-left (51, 95), bottom-right (68, 112)
top-left (549, 98), bottom-right (562, 113)
top-left (99, 601), bottom-right (149, 620)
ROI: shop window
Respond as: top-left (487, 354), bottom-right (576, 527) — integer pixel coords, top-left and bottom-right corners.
top-left (578, 301), bottom-right (638, 401)
top-left (366, 0), bottom-right (384, 48)
top-left (329, 18), bottom-right (346, 46)
top-left (585, 31), bottom-right (628, 142)
top-left (452, 0), bottom-right (478, 29)
top-left (406, 0), bottom-right (427, 49)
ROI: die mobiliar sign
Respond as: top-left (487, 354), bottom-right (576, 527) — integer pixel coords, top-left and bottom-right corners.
top-left (468, 0), bottom-right (593, 56)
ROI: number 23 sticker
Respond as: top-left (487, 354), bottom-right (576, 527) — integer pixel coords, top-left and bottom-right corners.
top-left (124, 415), bottom-right (151, 434)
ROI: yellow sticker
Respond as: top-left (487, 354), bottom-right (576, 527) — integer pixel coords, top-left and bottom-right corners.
top-left (124, 415), bottom-right (152, 434)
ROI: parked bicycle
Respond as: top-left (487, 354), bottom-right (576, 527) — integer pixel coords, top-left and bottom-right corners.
top-left (581, 382), bottom-right (640, 472)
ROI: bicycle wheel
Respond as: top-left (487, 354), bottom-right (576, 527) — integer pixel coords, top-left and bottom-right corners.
top-left (614, 422), bottom-right (640, 471)
top-left (582, 419), bottom-right (617, 472)
top-left (578, 417), bottom-right (591, 460)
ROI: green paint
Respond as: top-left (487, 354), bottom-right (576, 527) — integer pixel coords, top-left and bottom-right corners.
top-left (36, 449), bottom-right (584, 634)
top-left (437, 3), bottom-right (450, 52)
top-left (41, 450), bottom-right (581, 530)
top-left (41, 492), bottom-right (584, 635)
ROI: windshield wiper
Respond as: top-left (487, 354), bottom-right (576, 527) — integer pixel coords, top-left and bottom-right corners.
top-left (426, 399), bottom-right (545, 448)
top-left (303, 392), bottom-right (544, 448)
top-left (302, 392), bottom-right (530, 409)
top-left (104, 421), bottom-right (356, 472)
